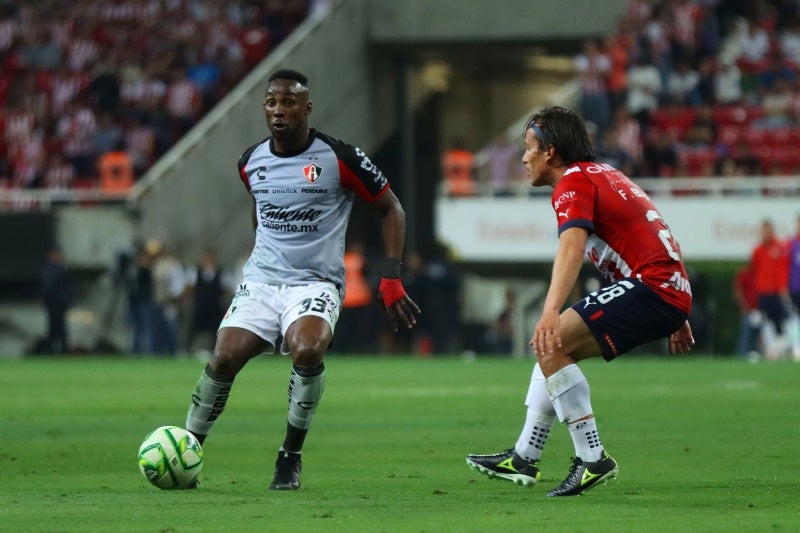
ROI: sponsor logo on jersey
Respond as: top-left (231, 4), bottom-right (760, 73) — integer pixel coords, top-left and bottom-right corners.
top-left (260, 203), bottom-right (322, 222)
top-left (235, 284), bottom-right (250, 298)
top-left (553, 191), bottom-right (576, 209)
top-left (355, 147), bottom-right (388, 188)
top-left (259, 202), bottom-right (322, 232)
top-left (303, 163), bottom-right (323, 183)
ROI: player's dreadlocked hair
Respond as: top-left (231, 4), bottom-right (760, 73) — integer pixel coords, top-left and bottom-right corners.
top-left (524, 106), bottom-right (595, 165)
top-left (268, 69), bottom-right (309, 86)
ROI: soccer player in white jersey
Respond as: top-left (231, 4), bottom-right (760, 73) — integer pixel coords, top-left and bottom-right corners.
top-left (466, 106), bottom-right (695, 496)
top-left (184, 69), bottom-right (420, 491)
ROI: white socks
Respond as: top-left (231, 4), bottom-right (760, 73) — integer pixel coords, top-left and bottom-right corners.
top-left (546, 364), bottom-right (604, 462)
top-left (514, 364), bottom-right (555, 462)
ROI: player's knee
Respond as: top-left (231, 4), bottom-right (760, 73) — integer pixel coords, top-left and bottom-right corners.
top-left (209, 346), bottom-right (246, 378)
top-left (291, 342), bottom-right (326, 366)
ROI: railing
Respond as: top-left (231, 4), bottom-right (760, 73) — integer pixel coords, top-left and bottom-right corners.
top-left (0, 188), bottom-right (130, 212)
top-left (440, 175), bottom-right (800, 199)
top-left (3, 175), bottom-right (800, 213)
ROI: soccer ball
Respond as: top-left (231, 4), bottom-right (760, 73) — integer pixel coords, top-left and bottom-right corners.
top-left (137, 426), bottom-right (203, 489)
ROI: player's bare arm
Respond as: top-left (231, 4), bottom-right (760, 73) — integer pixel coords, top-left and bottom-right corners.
top-left (372, 190), bottom-right (421, 330)
top-left (531, 226), bottom-right (587, 356)
top-left (668, 320), bottom-right (695, 354)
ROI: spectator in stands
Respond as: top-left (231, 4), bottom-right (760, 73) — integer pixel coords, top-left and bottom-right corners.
top-left (441, 138), bottom-right (477, 196)
top-left (123, 112), bottom-right (157, 177)
top-left (574, 39), bottom-right (611, 136)
top-left (736, 16), bottom-right (772, 94)
top-left (626, 51), bottom-right (662, 132)
top-left (669, 0), bottom-right (701, 62)
top-left (694, 56), bottom-right (718, 105)
top-left (714, 60), bottom-right (744, 105)
top-left (754, 77), bottom-right (794, 129)
top-left (758, 52), bottom-right (797, 92)
top-left (43, 153), bottom-right (75, 190)
top-left (604, 28), bottom-right (633, 113)
top-left (642, 2), bottom-right (673, 93)
top-left (482, 133), bottom-right (521, 197)
top-left (596, 128), bottom-right (636, 178)
top-left (92, 112), bottom-right (125, 157)
top-left (0, 1), bottom-right (310, 195)
top-left (38, 245), bottom-right (72, 354)
top-left (684, 103), bottom-right (717, 147)
top-left (608, 107), bottom-right (642, 167)
top-left (667, 57), bottom-right (701, 106)
top-left (728, 139), bottom-right (763, 176)
top-left (641, 128), bottom-right (679, 178)
top-left (780, 19), bottom-right (800, 69)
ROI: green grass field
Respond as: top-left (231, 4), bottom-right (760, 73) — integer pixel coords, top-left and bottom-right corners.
top-left (1, 355), bottom-right (798, 532)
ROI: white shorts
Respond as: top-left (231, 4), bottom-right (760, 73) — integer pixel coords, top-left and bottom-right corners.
top-left (219, 281), bottom-right (341, 355)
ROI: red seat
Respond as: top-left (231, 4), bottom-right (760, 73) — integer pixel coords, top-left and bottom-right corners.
top-left (717, 124), bottom-right (743, 146)
top-left (713, 105), bottom-right (749, 125)
top-left (682, 148), bottom-right (717, 176)
top-left (743, 127), bottom-right (767, 145)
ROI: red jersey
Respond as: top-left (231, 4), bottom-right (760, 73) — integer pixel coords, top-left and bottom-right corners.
top-left (551, 162), bottom-right (692, 314)
top-left (734, 266), bottom-right (758, 311)
top-left (750, 238), bottom-right (789, 295)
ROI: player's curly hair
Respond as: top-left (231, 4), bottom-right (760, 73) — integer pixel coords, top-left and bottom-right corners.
top-left (524, 106), bottom-right (595, 165)
top-left (268, 69), bottom-right (309, 86)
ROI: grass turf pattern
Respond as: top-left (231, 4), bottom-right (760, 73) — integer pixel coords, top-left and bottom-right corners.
top-left (0, 355), bottom-right (797, 532)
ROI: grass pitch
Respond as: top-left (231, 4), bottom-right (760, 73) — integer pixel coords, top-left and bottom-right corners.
top-left (0, 355), bottom-right (797, 532)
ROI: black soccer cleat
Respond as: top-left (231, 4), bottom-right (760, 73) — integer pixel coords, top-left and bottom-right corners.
top-left (465, 448), bottom-right (541, 486)
top-left (269, 450), bottom-right (302, 491)
top-left (546, 451), bottom-right (618, 497)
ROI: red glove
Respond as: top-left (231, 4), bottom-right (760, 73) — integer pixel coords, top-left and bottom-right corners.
top-left (379, 277), bottom-right (407, 308)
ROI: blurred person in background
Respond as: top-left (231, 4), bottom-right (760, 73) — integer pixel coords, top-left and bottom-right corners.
top-left (732, 263), bottom-right (761, 359)
top-left (38, 245), bottom-right (72, 354)
top-left (574, 39), bottom-right (611, 137)
top-left (787, 215), bottom-right (800, 360)
top-left (749, 219), bottom-right (790, 361)
top-left (482, 133), bottom-right (522, 197)
top-left (184, 247), bottom-right (234, 358)
top-left (333, 240), bottom-right (375, 354)
top-left (148, 238), bottom-right (185, 356)
top-left (441, 137), bottom-right (477, 196)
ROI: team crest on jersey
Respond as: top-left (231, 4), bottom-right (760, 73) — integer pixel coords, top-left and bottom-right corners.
top-left (303, 163), bottom-right (323, 183)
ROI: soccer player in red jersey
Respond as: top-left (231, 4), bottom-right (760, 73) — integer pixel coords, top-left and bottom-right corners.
top-left (467, 106), bottom-right (694, 496)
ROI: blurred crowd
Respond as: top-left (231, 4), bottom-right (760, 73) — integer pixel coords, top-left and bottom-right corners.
top-left (110, 238), bottom-right (239, 357)
top-left (443, 0), bottom-right (800, 197)
top-left (0, 0), bottom-right (311, 193)
top-left (101, 238), bottom-right (479, 358)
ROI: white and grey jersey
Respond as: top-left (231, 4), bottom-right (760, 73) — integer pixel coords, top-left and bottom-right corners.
top-left (237, 129), bottom-right (389, 297)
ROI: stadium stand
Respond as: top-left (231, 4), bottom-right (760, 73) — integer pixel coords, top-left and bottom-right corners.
top-left (0, 0), bottom-right (310, 197)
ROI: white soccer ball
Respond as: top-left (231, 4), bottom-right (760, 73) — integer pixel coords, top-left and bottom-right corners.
top-left (137, 426), bottom-right (203, 490)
